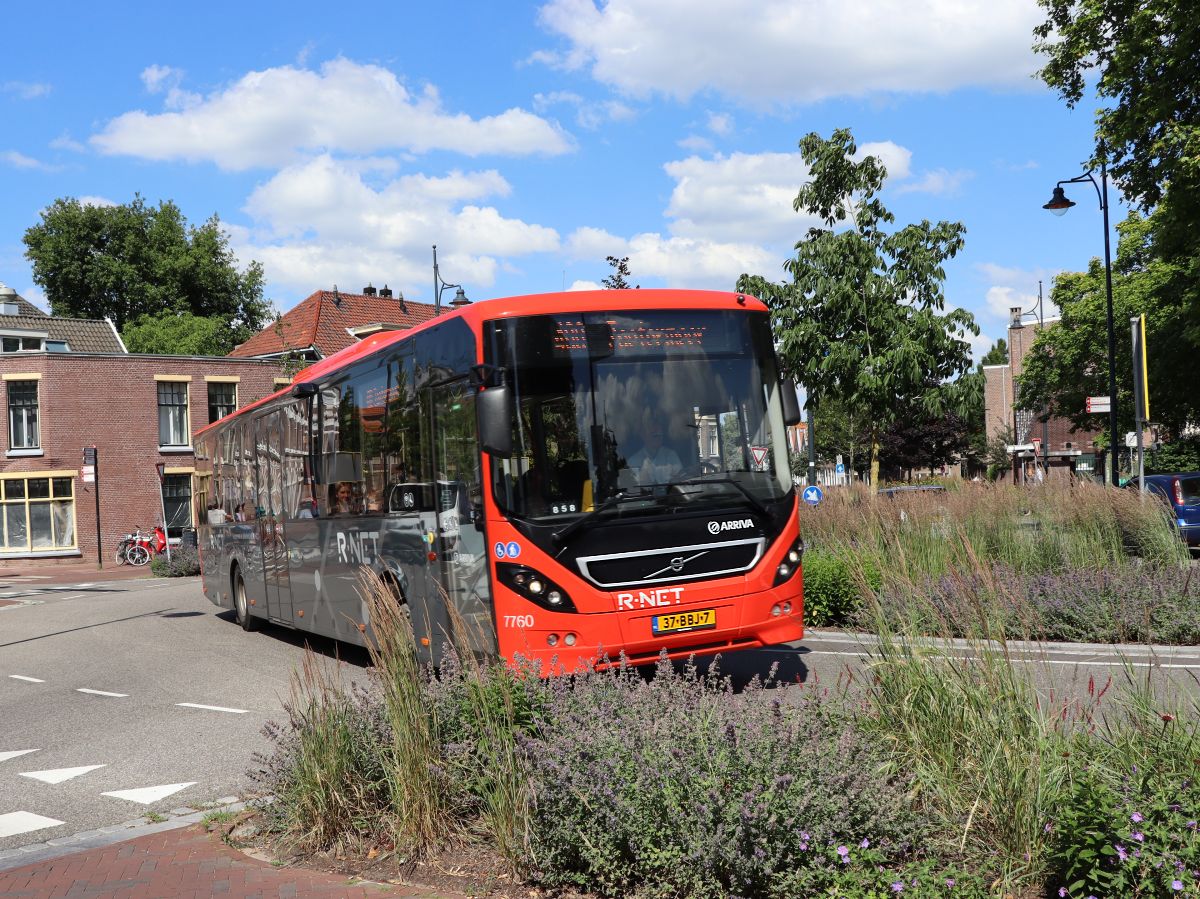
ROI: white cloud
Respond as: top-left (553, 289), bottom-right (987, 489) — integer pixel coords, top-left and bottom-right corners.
top-left (894, 167), bottom-right (974, 196)
top-left (2, 81), bottom-right (51, 100)
top-left (140, 64), bottom-right (183, 94)
top-left (706, 112), bottom-right (732, 136)
top-left (235, 155), bottom-right (560, 299)
top-left (567, 279), bottom-right (603, 291)
top-left (93, 58), bottom-right (574, 171)
top-left (536, 0), bottom-right (1042, 105)
top-left (1, 151), bottom-right (55, 171)
top-left (78, 196), bottom-right (117, 208)
top-left (49, 133), bottom-right (86, 152)
top-left (533, 89), bottom-right (635, 129)
top-left (662, 142), bottom-right (912, 246)
top-left (677, 134), bottom-right (713, 153)
top-left (566, 227), bottom-right (775, 289)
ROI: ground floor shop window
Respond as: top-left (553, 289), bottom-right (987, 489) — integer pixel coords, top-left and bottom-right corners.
top-left (0, 475), bottom-right (75, 552)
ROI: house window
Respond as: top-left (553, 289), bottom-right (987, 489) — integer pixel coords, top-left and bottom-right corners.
top-left (162, 474), bottom-right (193, 539)
top-left (8, 381), bottom-right (39, 449)
top-left (158, 382), bottom-right (190, 447)
top-left (0, 475), bottom-right (75, 552)
top-left (208, 382), bottom-right (236, 423)
top-left (1, 336), bottom-right (44, 353)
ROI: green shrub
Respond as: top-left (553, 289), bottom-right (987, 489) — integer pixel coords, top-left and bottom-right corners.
top-left (522, 656), bottom-right (924, 898)
top-left (803, 550), bottom-right (880, 627)
top-left (150, 543), bottom-right (201, 577)
top-left (1148, 437), bottom-right (1200, 475)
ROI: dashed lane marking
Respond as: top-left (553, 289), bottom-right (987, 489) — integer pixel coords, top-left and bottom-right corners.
top-left (175, 702), bottom-right (248, 714)
top-left (101, 782), bottom-right (196, 805)
top-left (75, 688), bottom-right (128, 698)
top-left (19, 764), bottom-right (106, 785)
top-left (0, 750), bottom-right (40, 763)
top-left (0, 812), bottom-right (64, 840)
top-left (8, 675), bottom-right (44, 683)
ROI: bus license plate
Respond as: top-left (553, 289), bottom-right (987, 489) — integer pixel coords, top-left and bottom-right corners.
top-left (652, 609), bottom-right (716, 635)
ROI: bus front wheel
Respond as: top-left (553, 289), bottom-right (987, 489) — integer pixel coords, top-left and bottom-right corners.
top-left (232, 567), bottom-right (258, 632)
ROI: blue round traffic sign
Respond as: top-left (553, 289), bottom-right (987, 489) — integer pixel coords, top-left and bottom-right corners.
top-left (802, 485), bottom-right (824, 505)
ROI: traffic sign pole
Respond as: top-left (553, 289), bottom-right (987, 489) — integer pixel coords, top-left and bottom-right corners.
top-left (84, 446), bottom-right (101, 569)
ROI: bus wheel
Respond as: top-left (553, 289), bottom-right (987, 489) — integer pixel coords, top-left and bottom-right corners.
top-left (233, 567), bottom-right (258, 632)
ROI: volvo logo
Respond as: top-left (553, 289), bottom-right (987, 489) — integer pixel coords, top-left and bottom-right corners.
top-left (708, 518), bottom-right (754, 534)
top-left (647, 550), bottom-right (708, 580)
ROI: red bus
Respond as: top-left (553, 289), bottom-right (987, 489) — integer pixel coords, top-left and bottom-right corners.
top-left (193, 289), bottom-right (804, 671)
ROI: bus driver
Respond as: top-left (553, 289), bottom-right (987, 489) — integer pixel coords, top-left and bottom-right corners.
top-left (623, 416), bottom-right (682, 486)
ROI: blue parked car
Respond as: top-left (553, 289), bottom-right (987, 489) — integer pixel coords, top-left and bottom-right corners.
top-left (1141, 473), bottom-right (1200, 548)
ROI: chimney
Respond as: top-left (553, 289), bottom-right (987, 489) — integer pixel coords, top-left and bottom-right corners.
top-left (1009, 307), bottom-right (1024, 329)
top-left (363, 283), bottom-right (377, 297)
top-left (396, 290), bottom-right (408, 315)
top-left (379, 284), bottom-right (393, 298)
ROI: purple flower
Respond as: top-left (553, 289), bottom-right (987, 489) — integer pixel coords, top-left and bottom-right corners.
top-left (1059, 889), bottom-right (1068, 898)
top-left (800, 831), bottom-right (810, 841)
top-left (891, 882), bottom-right (904, 893)
top-left (945, 878), bottom-right (955, 888)
top-left (1173, 881), bottom-right (1184, 892)
top-left (1132, 812), bottom-right (1144, 823)
top-left (1116, 844), bottom-right (1128, 861)
top-left (837, 845), bottom-right (849, 857)
top-left (1133, 831), bottom-right (1145, 842)
top-left (861, 838), bottom-right (870, 848)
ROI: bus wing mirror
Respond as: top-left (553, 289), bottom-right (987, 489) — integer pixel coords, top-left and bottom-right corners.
top-left (780, 378), bottom-right (802, 426)
top-left (477, 384), bottom-right (514, 456)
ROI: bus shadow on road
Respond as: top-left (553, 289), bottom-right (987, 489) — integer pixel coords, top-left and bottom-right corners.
top-left (675, 645), bottom-right (811, 691)
top-left (215, 610), bottom-right (374, 668)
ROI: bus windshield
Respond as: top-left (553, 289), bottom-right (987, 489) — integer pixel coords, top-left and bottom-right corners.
top-left (485, 309), bottom-right (793, 523)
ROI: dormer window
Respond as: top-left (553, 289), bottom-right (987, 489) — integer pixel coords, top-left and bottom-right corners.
top-left (1, 336), bottom-right (45, 353)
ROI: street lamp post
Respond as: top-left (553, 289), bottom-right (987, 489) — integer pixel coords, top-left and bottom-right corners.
top-left (432, 245), bottom-right (469, 316)
top-left (1042, 149), bottom-right (1119, 486)
top-left (154, 462), bottom-right (172, 563)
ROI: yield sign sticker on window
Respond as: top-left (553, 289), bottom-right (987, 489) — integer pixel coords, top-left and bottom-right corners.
top-left (751, 446), bottom-right (769, 466)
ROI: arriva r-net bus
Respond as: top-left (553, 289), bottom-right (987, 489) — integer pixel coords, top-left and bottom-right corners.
top-left (193, 289), bottom-right (805, 672)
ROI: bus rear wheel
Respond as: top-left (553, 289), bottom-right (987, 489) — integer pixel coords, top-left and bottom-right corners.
top-left (233, 568), bottom-right (257, 632)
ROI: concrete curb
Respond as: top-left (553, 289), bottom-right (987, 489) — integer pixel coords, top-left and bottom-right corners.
top-left (803, 628), bottom-right (1200, 659)
top-left (0, 796), bottom-right (245, 873)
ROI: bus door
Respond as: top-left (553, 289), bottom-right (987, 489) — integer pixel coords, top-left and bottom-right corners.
top-left (254, 409), bottom-right (294, 624)
top-left (431, 379), bottom-right (495, 656)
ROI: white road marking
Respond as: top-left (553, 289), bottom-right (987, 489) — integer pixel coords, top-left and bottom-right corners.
top-left (20, 764), bottom-right (106, 784)
top-left (76, 688), bottom-right (128, 698)
top-left (9, 675), bottom-right (45, 683)
top-left (0, 811), bottom-right (64, 839)
top-left (55, 593), bottom-right (85, 601)
top-left (0, 749), bottom-right (40, 763)
top-left (102, 782), bottom-right (196, 805)
top-left (72, 582), bottom-right (95, 587)
top-left (175, 702), bottom-right (249, 714)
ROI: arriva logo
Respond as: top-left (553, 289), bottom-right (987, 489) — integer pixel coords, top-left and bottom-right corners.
top-left (706, 518), bottom-right (754, 535)
top-left (616, 586), bottom-right (685, 610)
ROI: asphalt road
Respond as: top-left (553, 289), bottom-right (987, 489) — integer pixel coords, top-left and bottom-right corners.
top-left (3, 576), bottom-right (1199, 855)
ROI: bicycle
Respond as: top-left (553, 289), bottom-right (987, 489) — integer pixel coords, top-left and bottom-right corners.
top-left (114, 525), bottom-right (167, 566)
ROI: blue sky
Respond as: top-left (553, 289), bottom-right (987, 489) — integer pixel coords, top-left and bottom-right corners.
top-left (1, 0), bottom-right (1119, 358)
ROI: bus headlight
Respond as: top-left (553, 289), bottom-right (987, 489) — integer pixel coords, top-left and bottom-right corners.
top-left (773, 538), bottom-right (804, 587)
top-left (496, 563), bottom-right (577, 612)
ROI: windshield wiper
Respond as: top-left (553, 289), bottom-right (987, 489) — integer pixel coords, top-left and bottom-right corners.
top-left (674, 474), bottom-right (772, 519)
top-left (551, 489), bottom-right (646, 546)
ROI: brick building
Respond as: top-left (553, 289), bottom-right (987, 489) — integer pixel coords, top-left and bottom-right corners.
top-left (0, 288), bottom-right (284, 567)
top-left (983, 306), bottom-right (1102, 481)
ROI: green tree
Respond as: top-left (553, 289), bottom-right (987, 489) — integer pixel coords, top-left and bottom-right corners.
top-left (810, 393), bottom-right (869, 477)
top-left (981, 338), bottom-right (1008, 366)
top-left (123, 312), bottom-right (243, 356)
top-left (738, 128), bottom-right (978, 486)
top-left (1035, 0), bottom-right (1200, 350)
top-left (23, 195), bottom-right (268, 345)
top-left (1017, 211), bottom-right (1199, 439)
top-left (602, 255), bottom-right (636, 289)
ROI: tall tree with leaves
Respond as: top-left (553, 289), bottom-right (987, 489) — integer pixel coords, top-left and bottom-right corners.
top-left (602, 255), bottom-right (637, 289)
top-left (23, 195), bottom-right (269, 352)
top-left (738, 129), bottom-right (978, 485)
top-left (1035, 0), bottom-right (1200, 350)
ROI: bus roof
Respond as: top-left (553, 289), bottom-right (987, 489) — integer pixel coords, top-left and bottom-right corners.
top-left (196, 288), bottom-right (765, 438)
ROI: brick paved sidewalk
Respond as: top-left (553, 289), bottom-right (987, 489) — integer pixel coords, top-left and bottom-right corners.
top-left (0, 824), bottom-right (448, 898)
